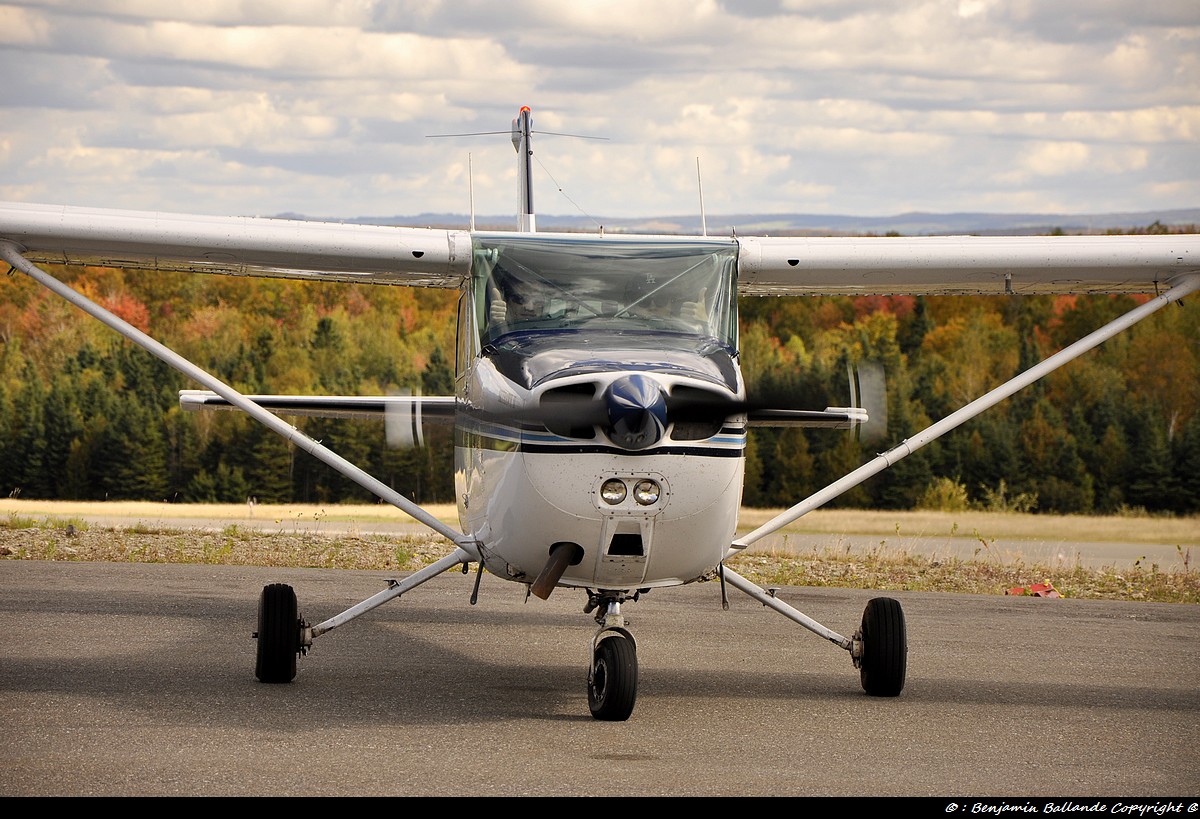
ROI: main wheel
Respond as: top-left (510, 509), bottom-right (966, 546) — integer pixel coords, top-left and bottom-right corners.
top-left (588, 634), bottom-right (638, 721)
top-left (255, 583), bottom-right (300, 683)
top-left (859, 596), bottom-right (907, 697)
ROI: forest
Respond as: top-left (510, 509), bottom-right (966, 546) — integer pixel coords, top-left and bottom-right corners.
top-left (2, 225), bottom-right (1198, 516)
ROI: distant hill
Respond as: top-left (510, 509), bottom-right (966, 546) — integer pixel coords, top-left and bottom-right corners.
top-left (274, 208), bottom-right (1200, 236)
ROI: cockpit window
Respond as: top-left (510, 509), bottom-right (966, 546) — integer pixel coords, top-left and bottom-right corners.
top-left (471, 235), bottom-right (739, 348)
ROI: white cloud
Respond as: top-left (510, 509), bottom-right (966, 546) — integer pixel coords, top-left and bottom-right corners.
top-left (1018, 141), bottom-right (1093, 177)
top-left (0, 0), bottom-right (1196, 218)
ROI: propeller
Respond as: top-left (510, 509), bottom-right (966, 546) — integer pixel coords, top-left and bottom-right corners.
top-left (478, 375), bottom-right (673, 449)
top-left (471, 362), bottom-right (888, 450)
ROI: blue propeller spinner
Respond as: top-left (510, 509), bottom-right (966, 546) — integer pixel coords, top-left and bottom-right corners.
top-left (603, 374), bottom-right (668, 450)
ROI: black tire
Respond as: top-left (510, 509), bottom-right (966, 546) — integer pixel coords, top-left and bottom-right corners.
top-left (859, 596), bottom-right (906, 697)
top-left (588, 635), bottom-right (638, 721)
top-left (255, 583), bottom-right (300, 683)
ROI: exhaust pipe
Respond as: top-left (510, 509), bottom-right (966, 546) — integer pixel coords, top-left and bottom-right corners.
top-left (531, 542), bottom-right (584, 600)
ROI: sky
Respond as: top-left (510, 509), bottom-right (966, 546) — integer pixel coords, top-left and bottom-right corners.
top-left (0, 0), bottom-right (1198, 225)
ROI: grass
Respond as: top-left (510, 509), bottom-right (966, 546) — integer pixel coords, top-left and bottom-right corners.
top-left (1, 501), bottom-right (1197, 603)
top-left (732, 544), bottom-right (1197, 602)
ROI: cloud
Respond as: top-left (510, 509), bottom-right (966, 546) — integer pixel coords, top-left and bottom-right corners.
top-left (0, 0), bottom-right (1196, 218)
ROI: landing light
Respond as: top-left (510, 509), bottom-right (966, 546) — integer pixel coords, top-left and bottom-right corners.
top-left (633, 479), bottom-right (661, 506)
top-left (600, 479), bottom-right (627, 505)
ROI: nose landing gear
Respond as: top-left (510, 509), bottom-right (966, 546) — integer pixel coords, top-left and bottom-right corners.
top-left (586, 592), bottom-right (639, 721)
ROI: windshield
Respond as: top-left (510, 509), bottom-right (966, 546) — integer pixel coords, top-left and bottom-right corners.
top-left (471, 235), bottom-right (739, 348)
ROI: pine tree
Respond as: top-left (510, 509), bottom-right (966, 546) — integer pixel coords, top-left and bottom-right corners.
top-left (106, 397), bottom-right (170, 500)
top-left (9, 365), bottom-right (49, 498)
top-left (42, 375), bottom-right (84, 498)
top-left (1173, 415), bottom-right (1200, 514)
top-left (769, 428), bottom-right (815, 506)
top-left (241, 424), bottom-right (295, 504)
top-left (1125, 407), bottom-right (1176, 512)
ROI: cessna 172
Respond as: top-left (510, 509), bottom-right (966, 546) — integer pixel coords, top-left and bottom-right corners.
top-left (2, 107), bottom-right (1197, 720)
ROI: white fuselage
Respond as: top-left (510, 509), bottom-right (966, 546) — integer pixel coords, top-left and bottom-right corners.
top-left (451, 232), bottom-right (746, 593)
top-left (455, 404), bottom-right (745, 591)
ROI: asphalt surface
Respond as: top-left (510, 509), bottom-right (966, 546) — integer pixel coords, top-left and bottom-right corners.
top-left (1, 559), bottom-right (1197, 797)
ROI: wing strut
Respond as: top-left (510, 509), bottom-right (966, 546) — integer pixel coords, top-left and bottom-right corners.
top-left (728, 272), bottom-right (1200, 552)
top-left (0, 242), bottom-right (478, 553)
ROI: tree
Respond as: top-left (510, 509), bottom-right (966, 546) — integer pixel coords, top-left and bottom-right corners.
top-left (741, 432), bottom-right (765, 507)
top-left (1124, 406), bottom-right (1176, 512)
top-left (1015, 398), bottom-right (1094, 512)
top-left (42, 375), bottom-right (84, 498)
top-left (1173, 415), bottom-right (1200, 514)
top-left (767, 429), bottom-right (815, 506)
top-left (1125, 326), bottom-right (1198, 441)
top-left (8, 364), bottom-right (49, 498)
top-left (103, 397), bottom-right (170, 501)
top-left (815, 434), bottom-right (871, 508)
top-left (240, 424), bottom-right (296, 504)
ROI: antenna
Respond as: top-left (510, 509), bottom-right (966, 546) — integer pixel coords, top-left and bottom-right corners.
top-left (429, 107), bottom-right (607, 233)
top-left (468, 152), bottom-right (475, 231)
top-left (696, 157), bottom-right (707, 237)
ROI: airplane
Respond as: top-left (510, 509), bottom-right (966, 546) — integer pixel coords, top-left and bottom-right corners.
top-left (1, 106), bottom-right (1197, 720)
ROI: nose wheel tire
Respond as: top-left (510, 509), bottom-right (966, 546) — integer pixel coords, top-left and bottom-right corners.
top-left (255, 583), bottom-right (301, 683)
top-left (858, 596), bottom-right (907, 697)
top-left (588, 634), bottom-right (638, 721)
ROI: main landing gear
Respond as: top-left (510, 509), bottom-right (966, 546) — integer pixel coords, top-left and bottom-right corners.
top-left (854, 596), bottom-right (907, 697)
top-left (250, 571), bottom-right (906, 720)
top-left (254, 583), bottom-right (305, 684)
top-left (718, 565), bottom-right (907, 699)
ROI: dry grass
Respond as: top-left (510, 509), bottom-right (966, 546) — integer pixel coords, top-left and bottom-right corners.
top-left (2, 499), bottom-right (1192, 544)
top-left (734, 506), bottom-right (1200, 545)
top-left (1, 501), bottom-right (1197, 603)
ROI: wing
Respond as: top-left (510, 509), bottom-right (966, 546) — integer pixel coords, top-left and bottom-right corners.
top-left (0, 201), bottom-right (471, 288)
top-left (736, 234), bottom-right (1200, 296)
top-left (5, 201), bottom-right (1197, 295)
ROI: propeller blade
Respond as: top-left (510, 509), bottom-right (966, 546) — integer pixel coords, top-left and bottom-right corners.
top-left (663, 389), bottom-right (748, 423)
top-left (852, 360), bottom-right (888, 444)
top-left (384, 388), bottom-right (425, 449)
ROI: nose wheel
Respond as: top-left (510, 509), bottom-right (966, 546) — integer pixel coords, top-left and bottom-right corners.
top-left (588, 633), bottom-right (638, 720)
top-left (586, 593), bottom-right (639, 720)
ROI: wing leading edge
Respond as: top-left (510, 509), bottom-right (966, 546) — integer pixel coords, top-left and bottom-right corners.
top-left (0, 202), bottom-right (471, 288)
top-left (737, 234), bottom-right (1200, 296)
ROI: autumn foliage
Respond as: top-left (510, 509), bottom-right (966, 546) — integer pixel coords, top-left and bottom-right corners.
top-left (2, 244), bottom-right (1198, 514)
